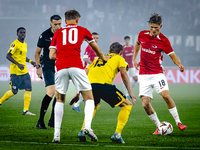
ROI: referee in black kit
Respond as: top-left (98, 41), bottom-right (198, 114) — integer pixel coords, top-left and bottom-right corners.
top-left (34, 15), bottom-right (62, 129)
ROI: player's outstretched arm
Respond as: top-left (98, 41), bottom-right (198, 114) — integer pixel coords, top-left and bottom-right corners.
top-left (6, 53), bottom-right (24, 70)
top-left (133, 41), bottom-right (141, 70)
top-left (89, 41), bottom-right (106, 62)
top-left (120, 67), bottom-right (136, 105)
top-left (169, 53), bottom-right (184, 72)
top-left (49, 48), bottom-right (57, 60)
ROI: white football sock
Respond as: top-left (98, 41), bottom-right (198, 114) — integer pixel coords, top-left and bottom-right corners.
top-left (169, 107), bottom-right (181, 125)
top-left (122, 83), bottom-right (129, 96)
top-left (148, 112), bottom-right (161, 127)
top-left (84, 100), bottom-right (94, 130)
top-left (54, 102), bottom-right (64, 138)
top-left (74, 94), bottom-right (84, 107)
top-left (131, 80), bottom-right (137, 88)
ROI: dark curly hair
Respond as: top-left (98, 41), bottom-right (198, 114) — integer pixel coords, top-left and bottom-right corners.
top-left (148, 13), bottom-right (162, 25)
top-left (109, 42), bottom-right (123, 54)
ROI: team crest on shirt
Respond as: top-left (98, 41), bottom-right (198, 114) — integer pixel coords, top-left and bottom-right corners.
top-left (152, 45), bottom-right (157, 48)
top-left (11, 44), bottom-right (15, 47)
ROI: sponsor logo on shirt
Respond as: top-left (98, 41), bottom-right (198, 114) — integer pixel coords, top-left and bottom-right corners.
top-left (141, 48), bottom-right (156, 54)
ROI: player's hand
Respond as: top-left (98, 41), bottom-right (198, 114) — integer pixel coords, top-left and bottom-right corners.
top-left (17, 64), bottom-right (25, 70)
top-left (134, 60), bottom-right (140, 70)
top-left (36, 67), bottom-right (43, 79)
top-left (69, 94), bottom-right (80, 105)
top-left (130, 93), bottom-right (136, 105)
top-left (31, 61), bottom-right (36, 67)
top-left (179, 64), bottom-right (184, 72)
top-left (99, 55), bottom-right (113, 62)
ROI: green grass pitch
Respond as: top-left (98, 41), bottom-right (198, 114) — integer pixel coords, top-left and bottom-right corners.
top-left (0, 81), bottom-right (200, 150)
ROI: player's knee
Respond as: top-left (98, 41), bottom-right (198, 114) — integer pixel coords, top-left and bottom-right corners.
top-left (142, 100), bottom-right (151, 111)
top-left (12, 89), bottom-right (18, 95)
top-left (161, 93), bottom-right (171, 102)
top-left (47, 91), bottom-right (55, 98)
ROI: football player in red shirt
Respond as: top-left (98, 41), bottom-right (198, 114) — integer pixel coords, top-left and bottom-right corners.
top-left (72, 32), bottom-right (99, 112)
top-left (122, 36), bottom-right (138, 98)
top-left (133, 13), bottom-right (187, 135)
top-left (49, 9), bottom-right (106, 143)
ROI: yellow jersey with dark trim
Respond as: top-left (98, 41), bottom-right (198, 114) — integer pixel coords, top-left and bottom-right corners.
top-left (87, 53), bottom-right (128, 84)
top-left (8, 39), bottom-right (28, 75)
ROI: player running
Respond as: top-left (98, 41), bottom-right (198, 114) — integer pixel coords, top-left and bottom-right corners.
top-left (133, 13), bottom-right (187, 135)
top-left (122, 36), bottom-right (138, 98)
top-left (70, 42), bottom-right (136, 143)
top-left (49, 9), bottom-right (106, 143)
top-left (0, 27), bottom-right (36, 115)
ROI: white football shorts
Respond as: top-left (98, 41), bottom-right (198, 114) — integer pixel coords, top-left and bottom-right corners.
top-left (139, 74), bottom-right (169, 99)
top-left (128, 67), bottom-right (138, 77)
top-left (55, 67), bottom-right (92, 94)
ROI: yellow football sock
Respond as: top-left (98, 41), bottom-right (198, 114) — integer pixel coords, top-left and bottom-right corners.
top-left (23, 91), bottom-right (31, 111)
top-left (81, 104), bottom-right (100, 130)
top-left (0, 90), bottom-right (14, 104)
top-left (116, 105), bottom-right (132, 133)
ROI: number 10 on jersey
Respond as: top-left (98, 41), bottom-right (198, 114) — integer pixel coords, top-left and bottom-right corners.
top-left (62, 28), bottom-right (78, 45)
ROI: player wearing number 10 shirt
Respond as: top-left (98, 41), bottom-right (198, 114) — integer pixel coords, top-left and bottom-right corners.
top-left (133, 13), bottom-right (187, 135)
top-left (49, 9), bottom-right (106, 143)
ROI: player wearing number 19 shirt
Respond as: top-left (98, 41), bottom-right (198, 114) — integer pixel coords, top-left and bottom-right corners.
top-left (49, 9), bottom-right (106, 143)
top-left (133, 13), bottom-right (187, 135)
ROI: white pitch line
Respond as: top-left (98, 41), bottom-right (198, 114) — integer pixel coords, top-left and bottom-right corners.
top-left (0, 141), bottom-right (98, 147)
top-left (0, 141), bottom-right (200, 149)
top-left (105, 145), bottom-right (200, 150)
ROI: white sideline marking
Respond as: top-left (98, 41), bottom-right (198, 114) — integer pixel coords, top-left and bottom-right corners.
top-left (0, 141), bottom-right (200, 149)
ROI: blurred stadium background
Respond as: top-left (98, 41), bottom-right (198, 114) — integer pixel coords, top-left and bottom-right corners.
top-left (0, 0), bottom-right (199, 83)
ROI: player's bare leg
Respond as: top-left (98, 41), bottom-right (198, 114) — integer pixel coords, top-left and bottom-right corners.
top-left (80, 90), bottom-right (98, 142)
top-left (161, 90), bottom-right (187, 130)
top-left (52, 91), bottom-right (65, 143)
top-left (141, 96), bottom-right (161, 134)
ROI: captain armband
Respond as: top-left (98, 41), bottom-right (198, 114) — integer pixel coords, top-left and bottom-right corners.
top-left (29, 60), bottom-right (32, 63)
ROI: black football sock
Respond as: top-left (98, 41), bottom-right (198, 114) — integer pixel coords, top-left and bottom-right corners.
top-left (49, 97), bottom-right (56, 123)
top-left (38, 94), bottom-right (52, 123)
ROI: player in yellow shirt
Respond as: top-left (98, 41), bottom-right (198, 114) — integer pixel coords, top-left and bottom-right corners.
top-left (70, 42), bottom-right (136, 143)
top-left (0, 27), bottom-right (36, 115)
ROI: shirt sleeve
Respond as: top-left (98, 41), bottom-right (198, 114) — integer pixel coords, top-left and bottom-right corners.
top-left (118, 57), bottom-right (128, 71)
top-left (37, 34), bottom-right (45, 48)
top-left (137, 31), bottom-right (142, 43)
top-left (8, 42), bottom-right (17, 54)
top-left (84, 28), bottom-right (95, 43)
top-left (163, 38), bottom-right (174, 55)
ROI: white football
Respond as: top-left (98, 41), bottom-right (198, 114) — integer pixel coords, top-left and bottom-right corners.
top-left (158, 122), bottom-right (173, 135)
